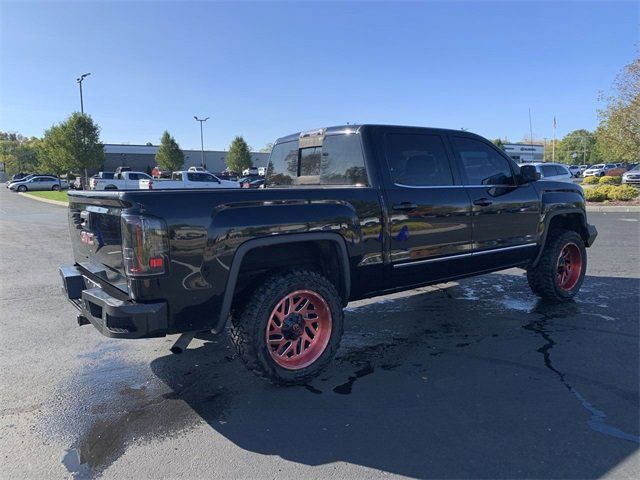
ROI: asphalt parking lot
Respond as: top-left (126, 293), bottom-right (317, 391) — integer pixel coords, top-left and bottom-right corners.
top-left (0, 187), bottom-right (638, 479)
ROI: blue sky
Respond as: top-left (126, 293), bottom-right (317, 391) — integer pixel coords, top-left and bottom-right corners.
top-left (1, 1), bottom-right (637, 150)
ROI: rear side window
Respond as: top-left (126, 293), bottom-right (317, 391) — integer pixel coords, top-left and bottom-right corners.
top-left (540, 165), bottom-right (556, 177)
top-left (453, 137), bottom-right (515, 186)
top-left (267, 134), bottom-right (368, 187)
top-left (384, 134), bottom-right (453, 186)
top-left (128, 173), bottom-right (139, 180)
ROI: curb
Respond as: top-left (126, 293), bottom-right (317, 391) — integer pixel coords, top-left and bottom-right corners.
top-left (586, 205), bottom-right (640, 213)
top-left (18, 192), bottom-right (68, 207)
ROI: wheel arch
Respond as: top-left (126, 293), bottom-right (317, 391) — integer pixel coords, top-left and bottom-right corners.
top-left (215, 233), bottom-right (351, 333)
top-left (532, 208), bottom-right (589, 267)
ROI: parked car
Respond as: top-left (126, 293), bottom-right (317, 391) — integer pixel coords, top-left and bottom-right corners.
top-left (241, 178), bottom-right (265, 189)
top-left (622, 165), bottom-right (640, 185)
top-left (258, 167), bottom-right (267, 176)
top-left (583, 164), bottom-right (617, 177)
top-left (6, 173), bottom-right (37, 187)
top-left (216, 172), bottom-right (238, 181)
top-left (242, 166), bottom-right (259, 176)
top-left (520, 163), bottom-right (573, 183)
top-left (567, 165), bottom-right (582, 178)
top-left (115, 166), bottom-right (132, 174)
top-left (60, 124), bottom-right (597, 385)
top-left (9, 175), bottom-right (68, 192)
top-left (578, 164), bottom-right (590, 174)
top-left (187, 166), bottom-right (208, 173)
top-left (151, 167), bottom-right (171, 179)
top-left (139, 171), bottom-right (239, 189)
top-left (90, 171), bottom-right (151, 190)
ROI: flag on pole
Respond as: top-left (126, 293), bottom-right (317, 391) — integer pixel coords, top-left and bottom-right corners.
top-left (553, 116), bottom-right (556, 129)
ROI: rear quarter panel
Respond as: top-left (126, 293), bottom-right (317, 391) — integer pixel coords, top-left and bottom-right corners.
top-left (120, 187), bottom-right (384, 333)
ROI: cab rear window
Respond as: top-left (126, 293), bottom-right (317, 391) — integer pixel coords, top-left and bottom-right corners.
top-left (266, 134), bottom-right (368, 187)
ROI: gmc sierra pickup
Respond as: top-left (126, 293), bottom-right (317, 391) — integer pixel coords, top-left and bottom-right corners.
top-left (60, 125), bottom-right (597, 384)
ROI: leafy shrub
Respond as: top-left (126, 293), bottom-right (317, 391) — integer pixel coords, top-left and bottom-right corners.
top-left (606, 168), bottom-right (626, 177)
top-left (608, 185), bottom-right (639, 201)
top-left (599, 175), bottom-right (621, 185)
top-left (596, 184), bottom-right (616, 197)
top-left (584, 187), bottom-right (607, 202)
top-left (583, 176), bottom-right (599, 185)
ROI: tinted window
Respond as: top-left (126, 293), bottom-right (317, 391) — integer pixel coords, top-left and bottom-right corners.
top-left (385, 134), bottom-right (453, 186)
top-left (555, 165), bottom-right (569, 176)
top-left (299, 147), bottom-right (321, 177)
top-left (128, 173), bottom-right (139, 180)
top-left (267, 134), bottom-right (368, 187)
top-left (540, 165), bottom-right (556, 177)
top-left (453, 137), bottom-right (515, 185)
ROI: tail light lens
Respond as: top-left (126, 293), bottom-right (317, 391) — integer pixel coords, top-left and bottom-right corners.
top-left (121, 214), bottom-right (169, 277)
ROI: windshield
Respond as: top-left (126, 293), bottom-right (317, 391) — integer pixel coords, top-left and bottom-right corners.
top-left (591, 164), bottom-right (605, 169)
top-left (630, 165), bottom-right (640, 171)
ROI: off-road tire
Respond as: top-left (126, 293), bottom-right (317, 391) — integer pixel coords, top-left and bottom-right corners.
top-left (527, 229), bottom-right (586, 301)
top-left (229, 269), bottom-right (344, 385)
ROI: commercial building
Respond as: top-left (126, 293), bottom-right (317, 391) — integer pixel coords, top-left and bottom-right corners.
top-left (103, 144), bottom-right (270, 174)
top-left (503, 143), bottom-right (544, 163)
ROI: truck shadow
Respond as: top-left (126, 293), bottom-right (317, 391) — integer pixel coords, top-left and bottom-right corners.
top-left (149, 273), bottom-right (639, 478)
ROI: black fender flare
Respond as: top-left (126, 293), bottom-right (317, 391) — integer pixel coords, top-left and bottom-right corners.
top-left (214, 232), bottom-right (351, 332)
top-left (531, 207), bottom-right (588, 267)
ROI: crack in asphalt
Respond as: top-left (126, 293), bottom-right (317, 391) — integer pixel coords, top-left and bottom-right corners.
top-left (523, 316), bottom-right (640, 444)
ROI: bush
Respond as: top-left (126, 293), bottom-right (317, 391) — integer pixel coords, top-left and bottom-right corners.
top-left (583, 176), bottom-right (599, 185)
top-left (606, 168), bottom-right (626, 177)
top-left (596, 184), bottom-right (616, 198)
top-left (608, 184), bottom-right (639, 201)
top-left (599, 175), bottom-right (621, 185)
top-left (584, 187), bottom-right (607, 202)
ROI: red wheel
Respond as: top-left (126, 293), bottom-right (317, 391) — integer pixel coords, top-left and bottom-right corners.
top-left (230, 269), bottom-right (344, 384)
top-left (266, 290), bottom-right (332, 370)
top-left (556, 243), bottom-right (582, 291)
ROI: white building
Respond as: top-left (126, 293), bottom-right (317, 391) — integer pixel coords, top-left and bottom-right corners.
top-left (503, 143), bottom-right (544, 163)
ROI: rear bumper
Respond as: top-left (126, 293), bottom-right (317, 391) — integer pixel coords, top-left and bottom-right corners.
top-left (586, 223), bottom-right (598, 247)
top-left (59, 265), bottom-right (168, 339)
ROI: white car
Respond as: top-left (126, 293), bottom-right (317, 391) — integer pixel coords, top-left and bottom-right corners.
top-left (139, 171), bottom-right (239, 190)
top-left (583, 164), bottom-right (617, 178)
top-left (242, 166), bottom-right (259, 176)
top-left (90, 171), bottom-right (152, 190)
top-left (567, 165), bottom-right (582, 178)
top-left (187, 166), bottom-right (208, 173)
top-left (622, 165), bottom-right (640, 185)
top-left (519, 163), bottom-right (573, 183)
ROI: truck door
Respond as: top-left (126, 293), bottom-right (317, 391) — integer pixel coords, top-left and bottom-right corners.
top-left (449, 135), bottom-right (540, 270)
top-left (379, 129), bottom-right (473, 287)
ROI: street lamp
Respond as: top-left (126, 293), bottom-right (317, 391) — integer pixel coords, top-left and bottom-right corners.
top-left (76, 73), bottom-right (91, 114)
top-left (194, 116), bottom-right (210, 169)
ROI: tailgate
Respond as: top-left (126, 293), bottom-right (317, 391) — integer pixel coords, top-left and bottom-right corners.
top-left (68, 191), bottom-right (130, 291)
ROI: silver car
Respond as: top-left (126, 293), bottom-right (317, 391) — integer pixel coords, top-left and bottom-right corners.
top-left (519, 162), bottom-right (574, 183)
top-left (622, 165), bottom-right (640, 185)
top-left (9, 175), bottom-right (69, 192)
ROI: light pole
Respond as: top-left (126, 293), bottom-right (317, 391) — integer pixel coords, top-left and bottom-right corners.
top-left (76, 73), bottom-right (91, 114)
top-left (194, 116), bottom-right (210, 169)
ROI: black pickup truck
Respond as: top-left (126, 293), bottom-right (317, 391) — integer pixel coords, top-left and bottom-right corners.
top-left (60, 125), bottom-right (597, 384)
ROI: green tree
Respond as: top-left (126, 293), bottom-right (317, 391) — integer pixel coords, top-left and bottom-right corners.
top-left (595, 58), bottom-right (639, 163)
top-left (38, 113), bottom-right (104, 177)
top-left (226, 136), bottom-right (252, 173)
top-left (491, 138), bottom-right (505, 150)
top-left (155, 131), bottom-right (184, 172)
top-left (0, 132), bottom-right (40, 175)
top-left (556, 129), bottom-right (599, 164)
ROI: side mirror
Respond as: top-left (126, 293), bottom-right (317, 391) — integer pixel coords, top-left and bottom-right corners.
top-left (519, 165), bottom-right (539, 184)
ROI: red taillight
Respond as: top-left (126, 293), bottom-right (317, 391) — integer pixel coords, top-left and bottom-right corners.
top-left (149, 257), bottom-right (164, 269)
top-left (121, 214), bottom-right (169, 277)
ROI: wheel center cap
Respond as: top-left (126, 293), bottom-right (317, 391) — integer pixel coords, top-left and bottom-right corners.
top-left (282, 313), bottom-right (304, 340)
